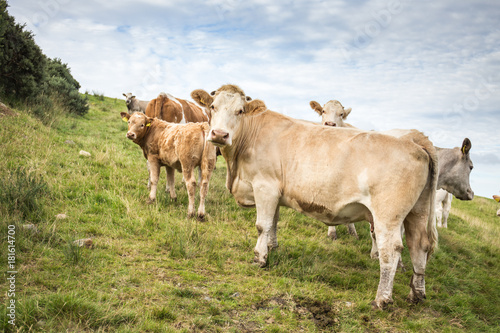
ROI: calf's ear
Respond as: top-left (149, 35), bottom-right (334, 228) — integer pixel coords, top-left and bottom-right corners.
top-left (191, 89), bottom-right (214, 107)
top-left (244, 99), bottom-right (266, 114)
top-left (343, 107), bottom-right (352, 119)
top-left (120, 112), bottom-right (130, 122)
top-left (461, 138), bottom-right (471, 156)
top-left (123, 93), bottom-right (127, 97)
top-left (310, 101), bottom-right (323, 115)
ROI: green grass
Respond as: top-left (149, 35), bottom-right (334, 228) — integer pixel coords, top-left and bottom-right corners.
top-left (0, 95), bottom-right (499, 332)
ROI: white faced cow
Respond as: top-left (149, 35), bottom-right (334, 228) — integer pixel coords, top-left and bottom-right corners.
top-left (192, 84), bottom-right (438, 310)
top-left (123, 93), bottom-right (149, 114)
top-left (310, 100), bottom-right (354, 128)
top-left (310, 99), bottom-right (357, 241)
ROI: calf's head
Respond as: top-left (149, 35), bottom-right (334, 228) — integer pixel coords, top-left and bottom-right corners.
top-left (310, 100), bottom-right (352, 127)
top-left (191, 85), bottom-right (265, 147)
top-left (438, 138), bottom-right (474, 200)
top-left (120, 112), bottom-right (152, 141)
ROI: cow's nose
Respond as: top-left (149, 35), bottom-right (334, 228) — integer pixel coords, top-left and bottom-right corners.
top-left (210, 129), bottom-right (230, 145)
top-left (126, 132), bottom-right (135, 139)
top-left (467, 189), bottom-right (474, 200)
top-left (325, 122), bottom-right (336, 127)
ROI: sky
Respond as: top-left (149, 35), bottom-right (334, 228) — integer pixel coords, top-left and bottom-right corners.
top-left (8, 0), bottom-right (500, 198)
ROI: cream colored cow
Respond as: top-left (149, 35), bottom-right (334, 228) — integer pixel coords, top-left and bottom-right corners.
top-left (192, 84), bottom-right (438, 310)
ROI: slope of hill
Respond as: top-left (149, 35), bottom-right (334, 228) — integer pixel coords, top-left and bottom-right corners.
top-left (1, 95), bottom-right (499, 332)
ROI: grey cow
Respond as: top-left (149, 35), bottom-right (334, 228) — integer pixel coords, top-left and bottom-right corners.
top-left (123, 93), bottom-right (149, 114)
top-left (370, 137), bottom-right (474, 259)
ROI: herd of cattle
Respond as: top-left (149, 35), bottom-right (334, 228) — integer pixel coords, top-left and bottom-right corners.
top-left (120, 85), bottom-right (477, 309)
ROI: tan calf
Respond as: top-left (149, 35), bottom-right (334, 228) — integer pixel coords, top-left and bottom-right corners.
top-left (121, 112), bottom-right (216, 220)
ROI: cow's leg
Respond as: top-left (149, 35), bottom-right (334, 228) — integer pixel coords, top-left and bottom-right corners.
top-left (435, 200), bottom-right (443, 228)
top-left (165, 166), bottom-right (177, 201)
top-left (182, 167), bottom-right (197, 218)
top-left (347, 223), bottom-right (358, 239)
top-left (370, 230), bottom-right (379, 259)
top-left (372, 217), bottom-right (404, 309)
top-left (404, 209), bottom-right (431, 305)
top-left (327, 226), bottom-right (337, 240)
top-left (147, 160), bottom-right (160, 204)
top-left (253, 186), bottom-right (280, 267)
top-left (147, 160), bottom-right (151, 189)
top-left (442, 194), bottom-right (452, 228)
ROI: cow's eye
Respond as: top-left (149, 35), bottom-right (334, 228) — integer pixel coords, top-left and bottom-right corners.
top-left (340, 113), bottom-right (344, 117)
top-left (141, 124), bottom-right (144, 127)
top-left (211, 105), bottom-right (215, 110)
top-left (238, 109), bottom-right (243, 115)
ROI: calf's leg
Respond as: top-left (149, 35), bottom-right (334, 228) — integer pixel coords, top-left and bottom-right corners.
top-left (147, 160), bottom-right (160, 204)
top-left (166, 166), bottom-right (177, 201)
top-left (182, 167), bottom-right (197, 218)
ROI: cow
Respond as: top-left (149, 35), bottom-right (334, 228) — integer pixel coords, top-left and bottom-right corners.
top-left (142, 92), bottom-right (210, 192)
top-left (145, 92), bottom-right (208, 123)
top-left (120, 111), bottom-right (216, 220)
top-left (494, 195), bottom-right (500, 216)
top-left (123, 93), bottom-right (149, 114)
top-left (435, 189), bottom-right (452, 228)
top-left (370, 137), bottom-right (474, 258)
top-left (192, 84), bottom-right (438, 309)
top-left (310, 100), bottom-right (354, 127)
top-left (310, 99), bottom-right (357, 240)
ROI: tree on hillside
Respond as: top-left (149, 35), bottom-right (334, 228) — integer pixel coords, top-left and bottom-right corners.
top-left (0, 0), bottom-right (46, 99)
top-left (0, 0), bottom-right (88, 116)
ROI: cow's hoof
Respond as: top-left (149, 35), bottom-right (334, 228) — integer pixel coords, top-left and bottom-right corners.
top-left (146, 198), bottom-right (156, 205)
top-left (197, 214), bottom-right (206, 222)
top-left (253, 251), bottom-right (268, 268)
top-left (171, 197), bottom-right (177, 202)
top-left (327, 233), bottom-right (337, 241)
top-left (407, 289), bottom-right (426, 304)
top-left (370, 252), bottom-right (379, 260)
top-left (371, 297), bottom-right (393, 310)
top-left (187, 212), bottom-right (195, 219)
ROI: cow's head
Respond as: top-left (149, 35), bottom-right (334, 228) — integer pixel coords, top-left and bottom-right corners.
top-left (310, 100), bottom-right (351, 127)
top-left (439, 138), bottom-right (474, 200)
top-left (120, 112), bottom-right (152, 141)
top-left (191, 85), bottom-right (265, 147)
top-left (123, 93), bottom-right (136, 106)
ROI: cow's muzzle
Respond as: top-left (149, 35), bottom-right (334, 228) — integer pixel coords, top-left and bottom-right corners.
top-left (126, 132), bottom-right (136, 140)
top-left (324, 121), bottom-right (337, 127)
top-left (208, 129), bottom-right (230, 146)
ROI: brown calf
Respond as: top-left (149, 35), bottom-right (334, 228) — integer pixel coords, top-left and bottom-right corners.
top-left (121, 112), bottom-right (216, 220)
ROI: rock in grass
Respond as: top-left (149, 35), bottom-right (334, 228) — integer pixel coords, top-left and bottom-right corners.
top-left (79, 150), bottom-right (91, 157)
top-left (73, 238), bottom-right (93, 248)
top-left (22, 223), bottom-right (39, 233)
top-left (56, 213), bottom-right (67, 219)
top-left (65, 140), bottom-right (75, 145)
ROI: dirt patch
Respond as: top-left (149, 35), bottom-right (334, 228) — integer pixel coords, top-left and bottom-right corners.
top-left (0, 102), bottom-right (16, 117)
top-left (254, 295), bottom-right (339, 329)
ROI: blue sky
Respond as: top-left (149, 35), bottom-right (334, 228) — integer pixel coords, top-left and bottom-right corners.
top-left (9, 0), bottom-right (500, 198)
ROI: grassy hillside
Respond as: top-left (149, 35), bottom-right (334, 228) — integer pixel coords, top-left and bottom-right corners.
top-left (1, 96), bottom-right (499, 332)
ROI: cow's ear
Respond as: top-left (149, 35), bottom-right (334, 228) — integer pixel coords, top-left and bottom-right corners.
top-left (145, 116), bottom-right (153, 127)
top-left (191, 89), bottom-right (214, 107)
top-left (310, 101), bottom-right (323, 115)
top-left (120, 112), bottom-right (130, 122)
top-left (244, 99), bottom-right (266, 114)
top-left (246, 96), bottom-right (252, 101)
top-left (461, 138), bottom-right (472, 156)
top-left (123, 93), bottom-right (127, 97)
top-left (131, 95), bottom-right (136, 99)
top-left (343, 107), bottom-right (352, 119)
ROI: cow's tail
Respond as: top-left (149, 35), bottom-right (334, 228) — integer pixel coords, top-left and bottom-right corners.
top-left (156, 92), bottom-right (168, 118)
top-left (424, 140), bottom-right (439, 259)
